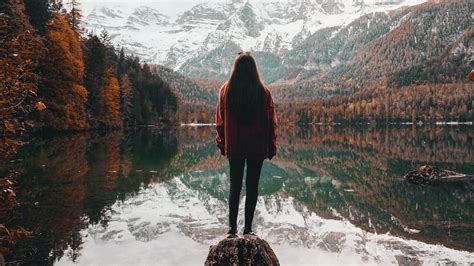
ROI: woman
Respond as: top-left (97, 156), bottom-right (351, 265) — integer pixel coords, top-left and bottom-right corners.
top-left (215, 51), bottom-right (278, 238)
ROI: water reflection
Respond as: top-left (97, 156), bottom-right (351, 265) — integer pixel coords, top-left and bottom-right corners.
top-left (5, 126), bottom-right (474, 264)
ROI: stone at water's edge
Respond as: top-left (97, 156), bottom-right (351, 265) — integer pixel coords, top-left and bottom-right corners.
top-left (405, 165), bottom-right (471, 185)
top-left (204, 235), bottom-right (280, 266)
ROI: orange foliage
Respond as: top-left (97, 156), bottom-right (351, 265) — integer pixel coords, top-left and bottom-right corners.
top-left (95, 67), bottom-right (123, 129)
top-left (0, 2), bottom-right (44, 135)
top-left (177, 103), bottom-right (214, 124)
top-left (40, 14), bottom-right (89, 130)
top-left (277, 83), bottom-right (473, 124)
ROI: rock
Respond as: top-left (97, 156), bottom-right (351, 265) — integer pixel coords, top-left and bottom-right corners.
top-left (405, 165), bottom-right (471, 185)
top-left (395, 255), bottom-right (421, 266)
top-left (204, 235), bottom-right (280, 266)
top-left (317, 232), bottom-right (345, 253)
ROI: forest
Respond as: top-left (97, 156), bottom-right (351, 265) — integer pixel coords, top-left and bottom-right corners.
top-left (1, 0), bottom-right (178, 138)
top-left (2, 0), bottom-right (472, 135)
top-left (277, 82), bottom-right (473, 125)
top-left (1, 0), bottom-right (178, 255)
top-left (272, 0), bottom-right (473, 125)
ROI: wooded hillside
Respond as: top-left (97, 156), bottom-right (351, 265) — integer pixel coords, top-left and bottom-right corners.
top-left (1, 0), bottom-right (178, 136)
top-left (273, 0), bottom-right (473, 124)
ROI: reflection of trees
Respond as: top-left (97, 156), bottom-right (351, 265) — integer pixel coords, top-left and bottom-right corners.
top-left (161, 127), bottom-right (226, 180)
top-left (12, 134), bottom-right (89, 264)
top-left (135, 125), bottom-right (473, 252)
top-left (83, 131), bottom-right (123, 226)
top-left (275, 126), bottom-right (474, 251)
top-left (6, 125), bottom-right (473, 263)
top-left (9, 129), bottom-right (181, 264)
top-left (116, 128), bottom-right (179, 191)
top-left (83, 129), bottom-right (181, 226)
top-left (164, 127), bottom-right (289, 201)
top-left (279, 125), bottom-right (474, 164)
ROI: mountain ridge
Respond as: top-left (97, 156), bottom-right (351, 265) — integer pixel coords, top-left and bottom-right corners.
top-left (82, 0), bottom-right (426, 72)
top-left (81, 0), bottom-right (473, 124)
top-left (271, 0), bottom-right (473, 102)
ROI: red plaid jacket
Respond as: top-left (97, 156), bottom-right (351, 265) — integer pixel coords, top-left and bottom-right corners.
top-left (215, 83), bottom-right (278, 160)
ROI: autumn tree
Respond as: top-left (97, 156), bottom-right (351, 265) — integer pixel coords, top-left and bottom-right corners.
top-left (0, 0), bottom-right (43, 256)
top-left (276, 83), bottom-right (474, 125)
top-left (39, 14), bottom-right (89, 130)
top-left (95, 68), bottom-right (123, 129)
top-left (0, 0), bottom-right (44, 136)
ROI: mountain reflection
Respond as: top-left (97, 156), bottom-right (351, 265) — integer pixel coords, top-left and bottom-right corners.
top-left (7, 126), bottom-right (474, 264)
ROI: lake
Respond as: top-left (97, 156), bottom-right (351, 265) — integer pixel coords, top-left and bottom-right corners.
top-left (6, 125), bottom-right (474, 265)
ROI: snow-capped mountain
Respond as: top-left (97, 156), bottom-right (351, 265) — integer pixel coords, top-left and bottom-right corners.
top-left (82, 0), bottom-right (426, 72)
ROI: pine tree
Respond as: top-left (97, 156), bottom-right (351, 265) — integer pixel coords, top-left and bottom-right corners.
top-left (23, 0), bottom-right (51, 34)
top-left (117, 48), bottom-right (126, 77)
top-left (99, 29), bottom-right (112, 47)
top-left (83, 34), bottom-right (107, 127)
top-left (66, 0), bottom-right (82, 35)
top-left (120, 74), bottom-right (134, 128)
top-left (50, 0), bottom-right (64, 12)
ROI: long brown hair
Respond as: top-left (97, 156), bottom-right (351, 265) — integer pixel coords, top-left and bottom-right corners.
top-left (225, 51), bottom-right (266, 125)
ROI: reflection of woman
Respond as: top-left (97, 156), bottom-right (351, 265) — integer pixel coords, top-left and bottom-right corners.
top-left (215, 51), bottom-right (278, 237)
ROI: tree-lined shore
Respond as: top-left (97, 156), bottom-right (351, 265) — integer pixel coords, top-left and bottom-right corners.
top-left (1, 0), bottom-right (178, 255)
top-left (1, 0), bottom-right (178, 138)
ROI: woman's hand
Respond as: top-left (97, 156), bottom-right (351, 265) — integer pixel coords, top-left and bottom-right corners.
top-left (215, 85), bottom-right (226, 155)
top-left (267, 89), bottom-right (278, 160)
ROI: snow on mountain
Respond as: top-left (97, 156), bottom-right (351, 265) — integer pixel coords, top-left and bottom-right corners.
top-left (81, 0), bottom-right (426, 72)
top-left (127, 6), bottom-right (170, 27)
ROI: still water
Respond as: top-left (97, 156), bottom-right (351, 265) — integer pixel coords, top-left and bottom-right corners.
top-left (7, 126), bottom-right (474, 265)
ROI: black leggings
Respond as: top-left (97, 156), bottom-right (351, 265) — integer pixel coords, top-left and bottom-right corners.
top-left (228, 158), bottom-right (264, 231)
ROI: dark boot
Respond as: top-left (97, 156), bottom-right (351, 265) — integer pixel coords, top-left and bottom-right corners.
top-left (226, 227), bottom-right (238, 238)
